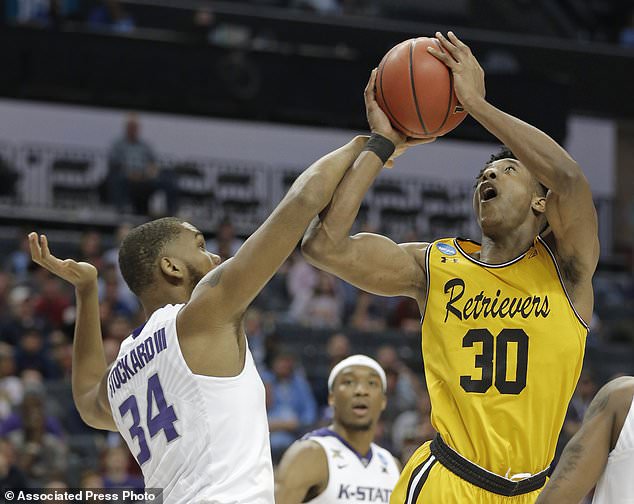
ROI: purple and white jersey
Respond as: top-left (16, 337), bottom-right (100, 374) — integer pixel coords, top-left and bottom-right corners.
top-left (303, 428), bottom-right (400, 503)
top-left (107, 304), bottom-right (274, 504)
top-left (593, 391), bottom-right (634, 504)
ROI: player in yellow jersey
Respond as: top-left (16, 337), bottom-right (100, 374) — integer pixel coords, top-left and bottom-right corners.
top-left (302, 31), bottom-right (599, 503)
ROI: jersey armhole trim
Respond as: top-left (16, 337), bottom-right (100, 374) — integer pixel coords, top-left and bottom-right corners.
top-left (537, 236), bottom-right (590, 330)
top-left (173, 305), bottom-right (251, 382)
top-left (611, 392), bottom-right (634, 454)
top-left (419, 242), bottom-right (432, 327)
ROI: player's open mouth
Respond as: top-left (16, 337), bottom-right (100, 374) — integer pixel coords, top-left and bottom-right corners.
top-left (480, 183), bottom-right (498, 202)
top-left (352, 404), bottom-right (369, 415)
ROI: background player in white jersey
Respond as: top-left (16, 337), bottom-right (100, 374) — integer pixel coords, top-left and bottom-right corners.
top-left (275, 355), bottom-right (401, 504)
top-left (27, 135), bottom-right (425, 504)
top-left (536, 376), bottom-right (634, 504)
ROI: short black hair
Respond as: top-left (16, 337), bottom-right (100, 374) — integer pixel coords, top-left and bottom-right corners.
top-left (118, 217), bottom-right (185, 297)
top-left (480, 145), bottom-right (548, 197)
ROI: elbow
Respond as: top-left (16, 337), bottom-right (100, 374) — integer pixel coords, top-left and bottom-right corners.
top-left (551, 161), bottom-right (589, 194)
top-left (301, 230), bottom-right (325, 265)
top-left (301, 227), bottom-right (336, 267)
top-left (288, 175), bottom-right (330, 213)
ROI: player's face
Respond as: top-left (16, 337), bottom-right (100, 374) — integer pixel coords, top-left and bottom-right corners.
top-left (176, 222), bottom-right (222, 290)
top-left (472, 159), bottom-right (541, 234)
top-left (330, 366), bottom-right (386, 432)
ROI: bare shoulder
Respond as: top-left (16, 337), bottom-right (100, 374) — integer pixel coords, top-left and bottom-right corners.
top-left (398, 242), bottom-right (430, 272)
top-left (586, 376), bottom-right (634, 422)
top-left (609, 376), bottom-right (634, 413)
top-left (281, 438), bottom-right (328, 468)
top-left (277, 439), bottom-right (329, 487)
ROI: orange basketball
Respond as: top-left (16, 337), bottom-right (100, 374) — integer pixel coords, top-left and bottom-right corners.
top-left (376, 37), bottom-right (467, 138)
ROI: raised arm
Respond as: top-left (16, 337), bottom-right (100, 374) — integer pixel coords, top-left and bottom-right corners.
top-left (275, 440), bottom-right (329, 504)
top-left (536, 376), bottom-right (634, 504)
top-left (180, 135), bottom-right (368, 328)
top-left (29, 233), bottom-right (116, 431)
top-left (429, 32), bottom-right (599, 321)
top-left (302, 70), bottom-right (433, 305)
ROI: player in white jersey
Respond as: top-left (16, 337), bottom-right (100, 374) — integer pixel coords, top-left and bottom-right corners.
top-left (275, 355), bottom-right (401, 504)
top-left (536, 375), bottom-right (634, 504)
top-left (28, 134), bottom-right (427, 504)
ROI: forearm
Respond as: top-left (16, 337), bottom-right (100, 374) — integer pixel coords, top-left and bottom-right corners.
top-left (466, 98), bottom-right (583, 190)
top-left (303, 150), bottom-right (384, 255)
top-left (289, 136), bottom-right (369, 212)
top-left (71, 282), bottom-right (107, 404)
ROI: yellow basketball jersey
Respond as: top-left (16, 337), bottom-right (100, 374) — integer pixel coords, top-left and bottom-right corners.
top-left (422, 236), bottom-right (587, 478)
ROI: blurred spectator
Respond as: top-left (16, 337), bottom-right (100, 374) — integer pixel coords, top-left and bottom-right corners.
top-left (87, 0), bottom-right (135, 33)
top-left (103, 223), bottom-right (138, 314)
top-left (314, 332), bottom-right (351, 410)
top-left (33, 275), bottom-right (71, 331)
top-left (79, 230), bottom-right (104, 272)
top-left (205, 217), bottom-right (244, 260)
top-left (293, 272), bottom-right (343, 328)
top-left (1, 286), bottom-right (48, 346)
top-left (375, 345), bottom-right (420, 426)
top-left (80, 468), bottom-right (104, 487)
top-left (564, 367), bottom-right (599, 438)
top-left (389, 296), bottom-right (421, 332)
top-left (3, 234), bottom-right (31, 283)
top-left (15, 329), bottom-right (60, 379)
top-left (262, 350), bottom-right (317, 463)
top-left (0, 438), bottom-right (28, 489)
top-left (0, 344), bottom-right (23, 421)
top-left (5, 391), bottom-right (67, 483)
top-left (244, 308), bottom-right (268, 370)
top-left (286, 250), bottom-right (318, 317)
top-left (100, 268), bottom-right (136, 319)
top-left (103, 338), bottom-right (120, 365)
top-left (48, 330), bottom-right (72, 380)
top-left (101, 446), bottom-right (144, 490)
top-left (391, 390), bottom-right (434, 459)
top-left (103, 315), bottom-right (133, 344)
top-left (106, 114), bottom-right (178, 216)
top-left (325, 332), bottom-right (350, 369)
top-left (349, 291), bottom-right (387, 331)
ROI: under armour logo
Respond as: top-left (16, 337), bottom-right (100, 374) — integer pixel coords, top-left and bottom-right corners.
top-left (331, 449), bottom-right (344, 459)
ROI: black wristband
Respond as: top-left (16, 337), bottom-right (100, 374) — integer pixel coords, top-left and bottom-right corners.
top-left (362, 133), bottom-right (396, 165)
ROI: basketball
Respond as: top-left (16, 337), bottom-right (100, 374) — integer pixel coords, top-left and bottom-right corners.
top-left (376, 37), bottom-right (467, 138)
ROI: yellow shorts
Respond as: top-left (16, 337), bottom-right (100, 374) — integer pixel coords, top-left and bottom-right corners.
top-left (390, 441), bottom-right (545, 504)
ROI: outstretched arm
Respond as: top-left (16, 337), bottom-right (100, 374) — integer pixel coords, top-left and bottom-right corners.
top-left (180, 134), bottom-right (368, 331)
top-left (302, 70), bottom-right (433, 304)
top-left (536, 377), bottom-right (634, 503)
top-left (29, 233), bottom-right (116, 431)
top-left (429, 32), bottom-right (599, 321)
top-left (275, 440), bottom-right (329, 504)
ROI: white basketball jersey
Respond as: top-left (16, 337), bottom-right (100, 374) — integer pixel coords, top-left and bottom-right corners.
top-left (593, 392), bottom-right (634, 504)
top-left (107, 304), bottom-right (274, 504)
top-left (304, 429), bottom-right (400, 503)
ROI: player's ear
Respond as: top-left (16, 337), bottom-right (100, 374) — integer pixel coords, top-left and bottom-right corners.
top-left (327, 392), bottom-right (334, 408)
top-left (380, 393), bottom-right (387, 412)
top-left (531, 194), bottom-right (546, 216)
top-left (160, 256), bottom-right (184, 281)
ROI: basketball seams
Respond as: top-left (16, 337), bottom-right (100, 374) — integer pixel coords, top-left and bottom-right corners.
top-left (378, 45), bottom-right (423, 138)
top-left (409, 39), bottom-right (429, 136)
top-left (376, 36), bottom-right (466, 138)
top-left (425, 59), bottom-right (454, 136)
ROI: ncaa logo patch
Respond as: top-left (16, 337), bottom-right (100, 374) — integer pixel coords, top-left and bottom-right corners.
top-left (436, 243), bottom-right (457, 256)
